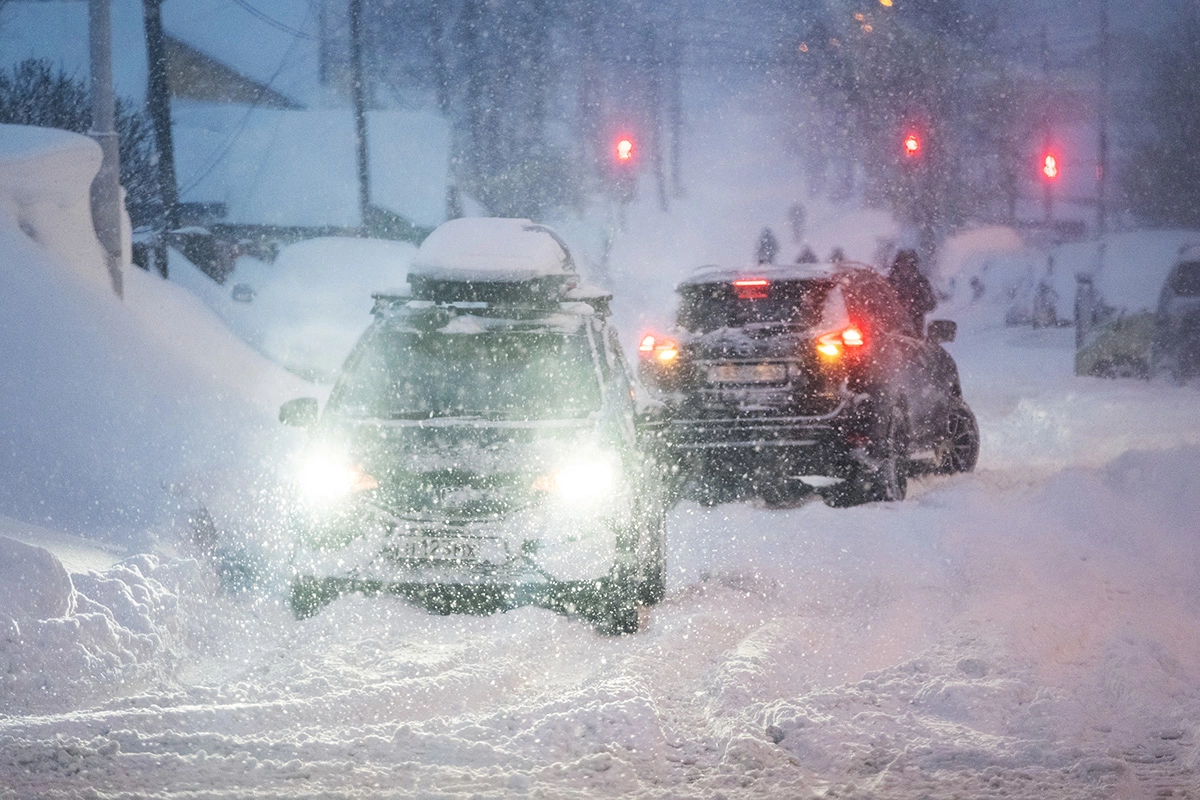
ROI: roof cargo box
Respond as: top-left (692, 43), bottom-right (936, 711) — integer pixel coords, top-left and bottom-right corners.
top-left (408, 217), bottom-right (579, 303)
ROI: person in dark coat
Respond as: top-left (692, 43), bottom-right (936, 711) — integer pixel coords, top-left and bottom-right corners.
top-left (887, 249), bottom-right (937, 334)
top-left (756, 228), bottom-right (780, 264)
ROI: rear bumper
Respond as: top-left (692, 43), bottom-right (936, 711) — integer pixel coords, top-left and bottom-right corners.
top-left (643, 401), bottom-right (866, 480)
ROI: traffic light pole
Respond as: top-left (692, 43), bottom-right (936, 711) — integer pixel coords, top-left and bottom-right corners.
top-left (1096, 0), bottom-right (1110, 235)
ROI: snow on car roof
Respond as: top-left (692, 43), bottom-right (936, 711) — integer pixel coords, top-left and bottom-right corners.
top-left (410, 218), bottom-right (576, 282)
top-left (678, 261), bottom-right (852, 288)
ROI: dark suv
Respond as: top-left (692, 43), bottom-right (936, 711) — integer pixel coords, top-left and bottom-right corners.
top-left (279, 219), bottom-right (665, 633)
top-left (637, 261), bottom-right (979, 507)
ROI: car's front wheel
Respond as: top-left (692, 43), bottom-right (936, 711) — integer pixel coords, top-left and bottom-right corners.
top-left (637, 502), bottom-right (667, 606)
top-left (289, 576), bottom-right (342, 619)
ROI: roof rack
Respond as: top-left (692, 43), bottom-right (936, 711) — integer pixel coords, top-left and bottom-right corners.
top-left (407, 274), bottom-right (571, 307)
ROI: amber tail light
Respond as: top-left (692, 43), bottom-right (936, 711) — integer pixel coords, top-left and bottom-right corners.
top-left (816, 326), bottom-right (866, 359)
top-left (639, 334), bottom-right (679, 363)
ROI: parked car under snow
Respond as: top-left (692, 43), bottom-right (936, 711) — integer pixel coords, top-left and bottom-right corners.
top-left (1076, 241), bottom-right (1200, 380)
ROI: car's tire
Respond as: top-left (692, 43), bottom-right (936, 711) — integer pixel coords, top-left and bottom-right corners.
top-left (289, 576), bottom-right (341, 620)
top-left (760, 481), bottom-right (811, 508)
top-left (596, 598), bottom-right (641, 636)
top-left (592, 576), bottom-right (642, 635)
top-left (1094, 356), bottom-right (1149, 380)
top-left (638, 514), bottom-right (667, 607)
top-left (936, 400), bottom-right (980, 475)
top-left (824, 404), bottom-right (909, 507)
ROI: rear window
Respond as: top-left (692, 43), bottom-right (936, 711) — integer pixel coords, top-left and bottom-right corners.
top-left (1170, 262), bottom-right (1200, 297)
top-left (676, 279), bottom-right (834, 333)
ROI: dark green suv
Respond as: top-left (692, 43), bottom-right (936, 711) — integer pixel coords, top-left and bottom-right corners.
top-left (279, 219), bottom-right (665, 633)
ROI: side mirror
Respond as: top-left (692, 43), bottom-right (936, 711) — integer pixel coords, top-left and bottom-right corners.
top-left (279, 397), bottom-right (319, 427)
top-left (926, 319), bottom-right (957, 344)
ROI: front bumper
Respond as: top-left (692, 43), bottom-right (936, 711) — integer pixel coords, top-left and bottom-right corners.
top-left (290, 495), bottom-right (630, 586)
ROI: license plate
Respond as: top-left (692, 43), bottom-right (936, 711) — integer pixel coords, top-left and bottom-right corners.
top-left (383, 535), bottom-right (509, 565)
top-left (707, 363), bottom-right (787, 384)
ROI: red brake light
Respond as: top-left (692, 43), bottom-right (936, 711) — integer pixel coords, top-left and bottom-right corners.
top-left (904, 133), bottom-right (921, 157)
top-left (734, 278), bottom-right (770, 300)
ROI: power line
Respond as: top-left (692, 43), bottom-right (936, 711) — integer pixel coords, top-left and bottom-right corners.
top-left (177, 9), bottom-right (309, 197)
top-left (230, 0), bottom-right (318, 41)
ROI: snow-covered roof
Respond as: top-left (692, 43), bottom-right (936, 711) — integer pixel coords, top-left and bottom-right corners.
top-left (0, 0), bottom-right (321, 107)
top-left (410, 218), bottom-right (576, 282)
top-left (173, 107), bottom-right (449, 229)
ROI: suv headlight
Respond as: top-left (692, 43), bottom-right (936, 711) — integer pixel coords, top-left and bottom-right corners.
top-left (532, 454), bottom-right (620, 505)
top-left (295, 447), bottom-right (378, 507)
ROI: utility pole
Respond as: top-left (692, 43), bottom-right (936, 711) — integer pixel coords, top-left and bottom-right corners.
top-left (88, 0), bottom-right (124, 297)
top-left (348, 0), bottom-right (371, 232)
top-left (1096, 0), bottom-right (1110, 236)
top-left (143, 0), bottom-right (179, 269)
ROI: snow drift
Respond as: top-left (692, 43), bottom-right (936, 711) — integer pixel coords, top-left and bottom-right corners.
top-left (0, 124), bottom-right (309, 538)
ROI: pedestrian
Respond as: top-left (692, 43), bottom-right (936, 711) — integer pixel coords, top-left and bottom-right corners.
top-left (887, 249), bottom-right (937, 334)
top-left (756, 228), bottom-right (780, 264)
top-left (795, 245), bottom-right (818, 264)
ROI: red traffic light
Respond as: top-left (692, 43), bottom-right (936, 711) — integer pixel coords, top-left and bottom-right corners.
top-left (615, 136), bottom-right (635, 163)
top-left (903, 132), bottom-right (921, 157)
top-left (1042, 153), bottom-right (1059, 180)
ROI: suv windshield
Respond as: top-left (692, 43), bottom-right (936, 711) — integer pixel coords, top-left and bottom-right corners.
top-left (331, 327), bottom-right (602, 421)
top-left (677, 279), bottom-right (834, 333)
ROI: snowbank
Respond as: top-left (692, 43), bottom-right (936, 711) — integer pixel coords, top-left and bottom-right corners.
top-left (0, 124), bottom-right (311, 539)
top-left (0, 124), bottom-right (110, 289)
top-left (940, 228), bottom-right (1200, 327)
top-left (1057, 230), bottom-right (1200, 313)
top-left (0, 535), bottom-right (201, 714)
top-left (0, 536), bottom-right (74, 622)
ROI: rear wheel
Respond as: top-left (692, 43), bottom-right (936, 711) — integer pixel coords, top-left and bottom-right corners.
top-left (824, 404), bottom-right (909, 507)
top-left (936, 400), bottom-right (980, 474)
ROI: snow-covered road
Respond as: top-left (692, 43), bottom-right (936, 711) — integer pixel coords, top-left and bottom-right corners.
top-left (4, 323), bottom-right (1200, 799)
